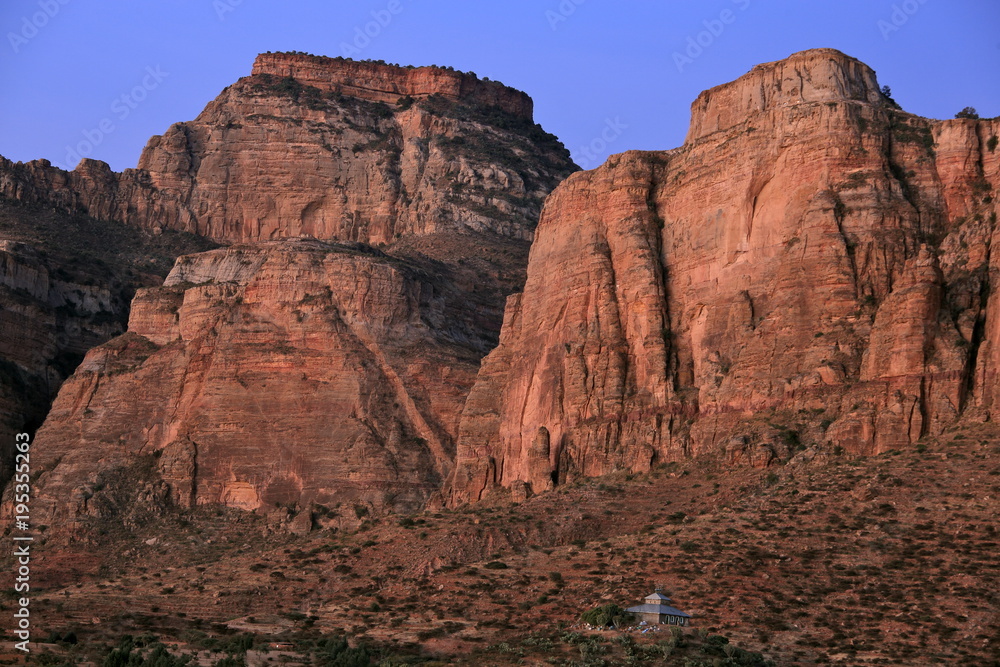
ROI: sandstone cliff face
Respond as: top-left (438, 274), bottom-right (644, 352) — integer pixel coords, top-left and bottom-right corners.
top-left (0, 53), bottom-right (571, 247)
top-left (0, 198), bottom-right (216, 494)
top-left (448, 49), bottom-right (1000, 504)
top-left (7, 54), bottom-right (575, 526)
top-left (27, 240), bottom-right (485, 527)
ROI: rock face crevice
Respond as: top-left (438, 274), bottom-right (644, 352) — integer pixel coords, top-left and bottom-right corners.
top-left (447, 48), bottom-right (1000, 504)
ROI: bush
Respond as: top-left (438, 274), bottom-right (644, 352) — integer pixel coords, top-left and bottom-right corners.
top-left (679, 540), bottom-right (699, 553)
top-left (103, 637), bottom-right (194, 667)
top-left (880, 85), bottom-right (901, 109)
top-left (580, 604), bottom-right (635, 628)
top-left (955, 107), bottom-right (980, 119)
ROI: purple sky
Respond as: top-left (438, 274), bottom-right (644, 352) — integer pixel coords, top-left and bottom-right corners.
top-left (2, 0), bottom-right (998, 172)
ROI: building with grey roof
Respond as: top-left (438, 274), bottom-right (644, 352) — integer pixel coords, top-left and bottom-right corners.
top-left (626, 589), bottom-right (692, 626)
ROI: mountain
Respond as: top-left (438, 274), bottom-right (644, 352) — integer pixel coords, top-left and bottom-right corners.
top-left (4, 53), bottom-right (576, 529)
top-left (447, 48), bottom-right (999, 504)
top-left (0, 52), bottom-right (567, 245)
top-left (2, 47), bottom-right (998, 667)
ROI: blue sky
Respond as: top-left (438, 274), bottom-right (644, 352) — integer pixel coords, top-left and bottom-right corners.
top-left (1, 0), bottom-right (998, 172)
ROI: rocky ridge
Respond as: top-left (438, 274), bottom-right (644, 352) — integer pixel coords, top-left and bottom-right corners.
top-left (250, 52), bottom-right (534, 118)
top-left (0, 52), bottom-right (570, 246)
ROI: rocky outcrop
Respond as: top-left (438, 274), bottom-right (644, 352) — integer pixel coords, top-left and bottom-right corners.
top-left (448, 49), bottom-right (1000, 504)
top-left (251, 52), bottom-right (533, 119)
top-left (26, 240), bottom-right (487, 527)
top-left (5, 53), bottom-right (575, 528)
top-left (0, 196), bottom-right (217, 494)
top-left (0, 53), bottom-right (572, 247)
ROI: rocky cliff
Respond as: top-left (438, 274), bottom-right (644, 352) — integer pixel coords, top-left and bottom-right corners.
top-left (0, 199), bottom-right (216, 490)
top-left (448, 48), bottom-right (1000, 504)
top-left (251, 52), bottom-right (534, 118)
top-left (0, 52), bottom-right (569, 246)
top-left (6, 54), bottom-right (576, 527)
top-left (0, 240), bottom-right (122, 482)
top-left (27, 240), bottom-right (485, 527)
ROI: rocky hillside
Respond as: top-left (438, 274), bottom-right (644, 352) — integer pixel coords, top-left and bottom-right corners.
top-left (6, 53), bottom-right (576, 526)
top-left (448, 48), bottom-right (999, 504)
top-left (14, 424), bottom-right (999, 666)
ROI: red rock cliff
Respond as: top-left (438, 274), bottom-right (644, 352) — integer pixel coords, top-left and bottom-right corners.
top-left (447, 49), bottom-right (1000, 504)
top-left (25, 240), bottom-right (483, 527)
top-left (3, 53), bottom-right (575, 527)
top-left (0, 54), bottom-right (569, 246)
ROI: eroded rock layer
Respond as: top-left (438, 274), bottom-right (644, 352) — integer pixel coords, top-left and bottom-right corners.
top-left (448, 48), bottom-right (1000, 504)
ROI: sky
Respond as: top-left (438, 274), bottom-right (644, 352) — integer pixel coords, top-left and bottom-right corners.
top-left (1, 0), bottom-right (998, 172)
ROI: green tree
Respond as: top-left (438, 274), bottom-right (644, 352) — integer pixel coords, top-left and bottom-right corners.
top-left (579, 603), bottom-right (635, 628)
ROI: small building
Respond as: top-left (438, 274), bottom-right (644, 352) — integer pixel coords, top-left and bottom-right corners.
top-left (626, 588), bottom-right (692, 626)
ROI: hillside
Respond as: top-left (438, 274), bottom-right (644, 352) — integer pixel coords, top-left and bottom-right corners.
top-left (8, 423), bottom-right (997, 665)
